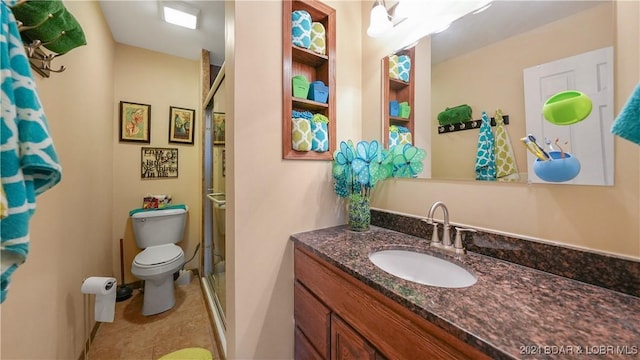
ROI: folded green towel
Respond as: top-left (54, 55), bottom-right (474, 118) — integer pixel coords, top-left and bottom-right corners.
top-left (13, 0), bottom-right (86, 54)
top-left (312, 113), bottom-right (329, 124)
top-left (11, 0), bottom-right (64, 26)
top-left (129, 204), bottom-right (188, 216)
top-left (438, 104), bottom-right (472, 126)
top-left (40, 25), bottom-right (85, 54)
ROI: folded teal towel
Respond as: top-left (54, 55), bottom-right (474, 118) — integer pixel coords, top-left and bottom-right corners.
top-left (475, 112), bottom-right (496, 181)
top-left (611, 83), bottom-right (640, 145)
top-left (129, 204), bottom-right (188, 217)
top-left (12, 0), bottom-right (86, 54)
top-left (292, 110), bottom-right (313, 120)
top-left (389, 131), bottom-right (400, 147)
top-left (291, 10), bottom-right (311, 48)
top-left (1, 0), bottom-right (62, 303)
top-left (311, 121), bottom-right (328, 152)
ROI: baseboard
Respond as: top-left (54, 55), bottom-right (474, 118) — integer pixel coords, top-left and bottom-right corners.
top-left (77, 321), bottom-right (100, 360)
top-left (127, 280), bottom-right (144, 290)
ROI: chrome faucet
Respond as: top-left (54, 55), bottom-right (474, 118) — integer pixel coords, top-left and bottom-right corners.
top-left (427, 201), bottom-right (451, 249)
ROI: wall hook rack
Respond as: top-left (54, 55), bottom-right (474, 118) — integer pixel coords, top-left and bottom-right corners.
top-left (23, 40), bottom-right (65, 77)
top-left (438, 115), bottom-right (509, 134)
top-left (11, 0), bottom-right (86, 78)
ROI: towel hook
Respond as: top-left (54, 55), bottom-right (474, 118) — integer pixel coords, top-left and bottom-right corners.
top-left (39, 31), bottom-right (67, 47)
top-left (24, 40), bottom-right (43, 58)
top-left (40, 53), bottom-right (66, 73)
top-left (17, 13), bottom-right (54, 32)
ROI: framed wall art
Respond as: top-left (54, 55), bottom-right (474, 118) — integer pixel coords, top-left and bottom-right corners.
top-left (169, 106), bottom-right (195, 144)
top-left (213, 112), bottom-right (225, 145)
top-left (119, 101), bottom-right (151, 143)
top-left (141, 147), bottom-right (178, 179)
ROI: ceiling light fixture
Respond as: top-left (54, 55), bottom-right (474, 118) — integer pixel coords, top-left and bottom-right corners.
top-left (161, 1), bottom-right (199, 30)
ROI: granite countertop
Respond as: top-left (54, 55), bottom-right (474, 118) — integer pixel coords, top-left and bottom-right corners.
top-left (291, 225), bottom-right (640, 360)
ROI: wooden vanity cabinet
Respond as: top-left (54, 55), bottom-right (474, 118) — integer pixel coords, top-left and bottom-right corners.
top-left (293, 244), bottom-right (491, 360)
top-left (331, 314), bottom-right (379, 360)
top-left (294, 281), bottom-right (330, 358)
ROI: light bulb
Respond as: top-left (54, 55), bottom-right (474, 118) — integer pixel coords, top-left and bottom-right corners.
top-left (367, 3), bottom-right (393, 37)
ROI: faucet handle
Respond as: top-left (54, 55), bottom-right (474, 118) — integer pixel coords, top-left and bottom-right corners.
top-left (453, 227), bottom-right (477, 254)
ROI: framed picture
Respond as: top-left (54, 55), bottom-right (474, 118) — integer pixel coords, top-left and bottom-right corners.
top-left (119, 101), bottom-right (151, 143)
top-left (169, 106), bottom-right (196, 144)
top-left (213, 112), bottom-right (225, 145)
top-left (141, 147), bottom-right (178, 179)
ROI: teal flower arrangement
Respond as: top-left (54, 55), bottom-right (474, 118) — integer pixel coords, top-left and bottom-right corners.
top-left (332, 140), bottom-right (426, 231)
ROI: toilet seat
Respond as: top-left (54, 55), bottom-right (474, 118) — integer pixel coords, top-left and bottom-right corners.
top-left (134, 244), bottom-right (183, 268)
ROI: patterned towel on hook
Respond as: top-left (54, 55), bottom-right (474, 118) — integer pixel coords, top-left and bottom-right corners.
top-left (1, 0), bottom-right (62, 303)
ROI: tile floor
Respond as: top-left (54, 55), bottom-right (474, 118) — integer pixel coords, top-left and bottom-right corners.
top-left (86, 277), bottom-right (220, 360)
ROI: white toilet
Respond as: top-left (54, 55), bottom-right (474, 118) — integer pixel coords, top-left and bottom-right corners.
top-left (131, 207), bottom-right (187, 316)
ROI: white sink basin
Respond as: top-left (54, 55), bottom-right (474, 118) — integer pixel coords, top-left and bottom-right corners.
top-left (369, 249), bottom-right (477, 288)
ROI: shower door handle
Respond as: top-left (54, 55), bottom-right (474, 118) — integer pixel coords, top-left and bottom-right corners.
top-left (206, 193), bottom-right (226, 206)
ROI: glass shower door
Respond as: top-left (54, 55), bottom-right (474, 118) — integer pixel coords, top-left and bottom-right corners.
top-left (203, 74), bottom-right (226, 338)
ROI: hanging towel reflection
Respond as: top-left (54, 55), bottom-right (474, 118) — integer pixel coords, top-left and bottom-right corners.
top-left (475, 112), bottom-right (496, 181)
top-left (493, 109), bottom-right (519, 181)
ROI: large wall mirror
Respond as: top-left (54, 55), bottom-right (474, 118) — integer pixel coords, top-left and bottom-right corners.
top-left (383, 0), bottom-right (614, 185)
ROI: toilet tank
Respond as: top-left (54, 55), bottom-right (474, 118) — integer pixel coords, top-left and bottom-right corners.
top-left (131, 208), bottom-right (187, 249)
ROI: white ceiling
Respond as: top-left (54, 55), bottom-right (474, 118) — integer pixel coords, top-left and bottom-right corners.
top-left (97, 1), bottom-right (605, 68)
top-left (431, 0), bottom-right (605, 64)
top-left (98, 0), bottom-right (225, 66)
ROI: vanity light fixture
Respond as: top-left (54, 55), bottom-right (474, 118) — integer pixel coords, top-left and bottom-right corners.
top-left (472, 1), bottom-right (493, 15)
top-left (367, 0), bottom-right (409, 38)
top-left (367, 0), bottom-right (393, 37)
top-left (366, 0), bottom-right (495, 39)
top-left (161, 1), bottom-right (199, 30)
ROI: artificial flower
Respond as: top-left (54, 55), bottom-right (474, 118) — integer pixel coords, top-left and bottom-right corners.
top-left (392, 144), bottom-right (426, 178)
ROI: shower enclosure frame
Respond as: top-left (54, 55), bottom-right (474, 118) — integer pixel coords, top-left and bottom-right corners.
top-left (201, 63), bottom-right (227, 357)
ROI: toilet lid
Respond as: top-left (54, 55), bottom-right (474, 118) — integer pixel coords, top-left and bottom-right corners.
top-left (134, 244), bottom-right (183, 267)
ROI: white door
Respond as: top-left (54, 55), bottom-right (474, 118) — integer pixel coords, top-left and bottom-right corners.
top-left (523, 46), bottom-right (614, 185)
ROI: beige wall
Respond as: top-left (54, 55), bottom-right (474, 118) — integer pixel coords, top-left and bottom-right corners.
top-left (431, 4), bottom-right (613, 179)
top-left (225, 0), bottom-right (362, 358)
top-left (2, 2), bottom-right (637, 360)
top-left (1, 2), bottom-right (115, 359)
top-left (366, 1), bottom-right (640, 258)
top-left (112, 44), bottom-right (201, 284)
top-left (1, 4), bottom-right (202, 359)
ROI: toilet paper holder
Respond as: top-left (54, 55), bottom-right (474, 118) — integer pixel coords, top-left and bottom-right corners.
top-left (81, 277), bottom-right (117, 323)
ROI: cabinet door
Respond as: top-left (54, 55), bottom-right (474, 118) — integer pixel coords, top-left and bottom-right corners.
top-left (295, 327), bottom-right (324, 360)
top-left (331, 314), bottom-right (376, 360)
top-left (295, 281), bottom-right (330, 358)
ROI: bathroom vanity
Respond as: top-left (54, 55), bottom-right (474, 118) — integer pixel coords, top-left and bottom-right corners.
top-left (294, 241), bottom-right (488, 359)
top-left (291, 225), bottom-right (640, 359)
